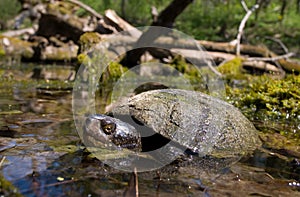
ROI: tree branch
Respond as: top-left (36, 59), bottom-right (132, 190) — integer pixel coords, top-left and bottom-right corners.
top-left (246, 52), bottom-right (294, 61)
top-left (265, 36), bottom-right (289, 54)
top-left (236, 3), bottom-right (259, 56)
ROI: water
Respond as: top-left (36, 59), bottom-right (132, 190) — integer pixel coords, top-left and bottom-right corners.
top-left (0, 63), bottom-right (299, 196)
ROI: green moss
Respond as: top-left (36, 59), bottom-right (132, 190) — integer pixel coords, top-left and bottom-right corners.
top-left (101, 62), bottom-right (127, 83)
top-left (79, 32), bottom-right (102, 52)
top-left (77, 53), bottom-right (89, 65)
top-left (217, 57), bottom-right (245, 79)
top-left (0, 48), bottom-right (5, 56)
top-left (170, 55), bottom-right (204, 85)
top-left (226, 74), bottom-right (300, 140)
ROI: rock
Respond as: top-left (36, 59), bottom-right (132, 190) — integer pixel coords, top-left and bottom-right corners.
top-left (0, 35), bottom-right (34, 60)
top-left (36, 13), bottom-right (84, 43)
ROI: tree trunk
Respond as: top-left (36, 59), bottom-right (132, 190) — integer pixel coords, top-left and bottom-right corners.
top-left (120, 0), bottom-right (193, 67)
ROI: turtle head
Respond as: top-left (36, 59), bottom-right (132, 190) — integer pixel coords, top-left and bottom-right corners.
top-left (85, 114), bottom-right (142, 151)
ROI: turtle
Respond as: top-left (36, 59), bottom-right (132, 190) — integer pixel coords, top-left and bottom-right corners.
top-left (84, 89), bottom-right (262, 170)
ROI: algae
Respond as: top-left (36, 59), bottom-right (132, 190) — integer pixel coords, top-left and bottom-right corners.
top-left (0, 174), bottom-right (22, 197)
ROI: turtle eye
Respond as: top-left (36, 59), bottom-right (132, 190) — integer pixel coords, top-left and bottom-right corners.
top-left (100, 119), bottom-right (116, 135)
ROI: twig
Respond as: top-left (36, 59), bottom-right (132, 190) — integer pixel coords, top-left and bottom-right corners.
top-left (241, 0), bottom-right (249, 11)
top-left (273, 61), bottom-right (286, 78)
top-left (206, 59), bottom-right (223, 77)
top-left (0, 156), bottom-right (6, 168)
top-left (123, 167), bottom-right (139, 197)
top-left (265, 36), bottom-right (289, 54)
top-left (134, 167), bottom-right (139, 197)
top-left (246, 52), bottom-right (294, 61)
top-left (66, 0), bottom-right (103, 19)
top-left (20, 179), bottom-right (78, 194)
top-left (236, 3), bottom-right (259, 56)
top-left (2, 27), bottom-right (36, 37)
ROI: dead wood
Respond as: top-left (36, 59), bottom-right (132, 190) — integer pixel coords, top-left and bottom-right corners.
top-left (2, 27), bottom-right (36, 37)
top-left (104, 9), bottom-right (141, 38)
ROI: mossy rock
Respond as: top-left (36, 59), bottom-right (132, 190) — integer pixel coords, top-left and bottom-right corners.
top-left (217, 57), bottom-right (245, 79)
top-left (0, 35), bottom-right (34, 59)
top-left (100, 62), bottom-right (128, 83)
top-left (79, 32), bottom-right (102, 52)
top-left (40, 45), bottom-right (79, 61)
top-left (47, 1), bottom-right (78, 16)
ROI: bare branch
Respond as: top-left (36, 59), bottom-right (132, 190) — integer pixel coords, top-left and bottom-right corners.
top-left (236, 3), bottom-right (259, 56)
top-left (2, 27), bottom-right (36, 37)
top-left (265, 36), bottom-right (289, 54)
top-left (241, 0), bottom-right (249, 12)
top-left (246, 52), bottom-right (294, 61)
top-left (243, 60), bottom-right (283, 73)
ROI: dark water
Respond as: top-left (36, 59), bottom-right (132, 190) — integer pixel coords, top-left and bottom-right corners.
top-left (0, 63), bottom-right (299, 197)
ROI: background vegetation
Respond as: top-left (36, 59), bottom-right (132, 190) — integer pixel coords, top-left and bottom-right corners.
top-left (1, 0), bottom-right (299, 54)
top-left (79, 0), bottom-right (300, 54)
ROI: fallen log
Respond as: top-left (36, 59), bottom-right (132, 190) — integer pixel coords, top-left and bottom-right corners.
top-left (87, 32), bottom-right (300, 73)
top-left (104, 9), bottom-right (141, 38)
top-left (243, 60), bottom-right (282, 73)
top-left (171, 48), bottom-right (282, 74)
